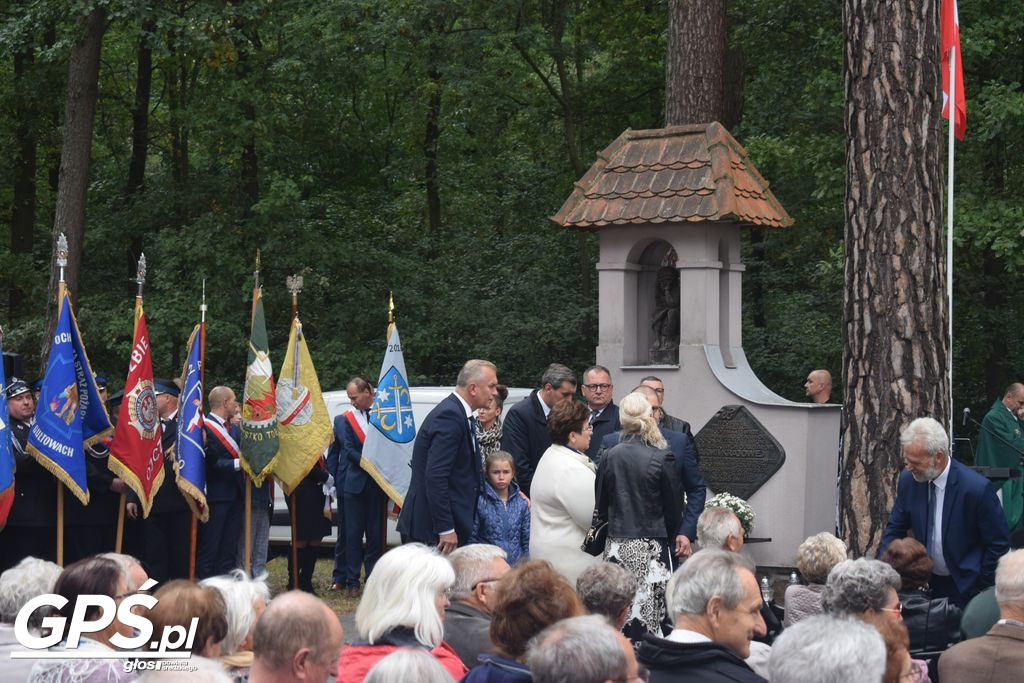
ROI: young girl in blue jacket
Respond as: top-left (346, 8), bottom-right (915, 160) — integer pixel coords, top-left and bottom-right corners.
top-left (470, 450), bottom-right (530, 564)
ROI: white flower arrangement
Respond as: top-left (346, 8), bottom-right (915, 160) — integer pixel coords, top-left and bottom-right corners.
top-left (705, 493), bottom-right (755, 538)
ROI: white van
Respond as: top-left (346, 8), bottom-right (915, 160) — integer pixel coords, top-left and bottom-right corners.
top-left (269, 386), bottom-right (532, 545)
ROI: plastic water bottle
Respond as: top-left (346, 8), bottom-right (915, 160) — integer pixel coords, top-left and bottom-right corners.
top-left (760, 575), bottom-right (773, 603)
top-left (789, 571), bottom-right (800, 586)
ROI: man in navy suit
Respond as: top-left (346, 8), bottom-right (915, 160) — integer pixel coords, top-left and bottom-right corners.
top-left (582, 365), bottom-right (619, 461)
top-left (880, 416), bottom-right (1010, 606)
top-left (499, 363), bottom-right (576, 495)
top-left (397, 360), bottom-right (499, 554)
top-left (596, 385), bottom-right (706, 559)
top-left (198, 385), bottom-right (245, 578)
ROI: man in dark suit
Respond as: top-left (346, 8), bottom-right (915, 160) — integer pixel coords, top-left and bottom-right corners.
top-left (640, 375), bottom-right (695, 439)
top-left (197, 385), bottom-right (244, 578)
top-left (596, 385), bottom-right (706, 560)
top-left (880, 416), bottom-right (1011, 606)
top-left (499, 363), bottom-right (576, 495)
top-left (581, 365), bottom-right (619, 461)
top-left (397, 359), bottom-right (499, 554)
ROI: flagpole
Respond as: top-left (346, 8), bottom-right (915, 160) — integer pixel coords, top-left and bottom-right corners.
top-left (947, 46), bottom-right (956, 442)
top-left (379, 293), bottom-right (396, 555)
top-left (190, 280), bottom-right (207, 581)
top-left (55, 234), bottom-right (68, 566)
top-left (245, 254), bottom-right (260, 578)
top-left (286, 275), bottom-right (303, 591)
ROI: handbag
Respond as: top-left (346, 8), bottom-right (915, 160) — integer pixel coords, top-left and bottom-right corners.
top-left (581, 511), bottom-right (609, 556)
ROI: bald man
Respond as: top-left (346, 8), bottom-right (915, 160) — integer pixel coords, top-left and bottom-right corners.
top-left (803, 370), bottom-right (832, 404)
top-left (197, 385), bottom-right (244, 578)
top-left (976, 383), bottom-right (1024, 531)
top-left (250, 591), bottom-right (344, 683)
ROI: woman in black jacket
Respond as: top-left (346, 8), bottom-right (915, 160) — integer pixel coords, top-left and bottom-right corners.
top-left (881, 537), bottom-right (963, 655)
top-left (595, 391), bottom-right (682, 642)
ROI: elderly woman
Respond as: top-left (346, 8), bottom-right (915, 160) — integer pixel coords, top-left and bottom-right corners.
top-left (338, 543), bottom-right (466, 682)
top-left (200, 570), bottom-right (271, 679)
top-left (783, 532), bottom-right (848, 627)
top-left (862, 613), bottom-right (930, 683)
top-left (464, 560), bottom-right (585, 682)
top-left (29, 556), bottom-right (136, 683)
top-left (476, 384), bottom-right (509, 464)
top-left (881, 537), bottom-right (963, 653)
top-left (0, 557), bottom-right (62, 681)
top-left (529, 399), bottom-right (600, 584)
top-left (148, 580), bottom-right (229, 660)
top-left (596, 391), bottom-right (682, 641)
top-left (822, 558), bottom-right (903, 619)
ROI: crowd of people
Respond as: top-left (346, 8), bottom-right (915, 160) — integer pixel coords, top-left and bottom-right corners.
top-left (2, 359), bottom-right (1023, 682)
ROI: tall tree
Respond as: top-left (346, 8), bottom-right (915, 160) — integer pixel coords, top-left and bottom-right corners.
top-left (10, 48), bottom-right (38, 313)
top-left (43, 6), bottom-right (106, 361)
top-left (839, 0), bottom-right (948, 556)
top-left (664, 0), bottom-right (726, 125)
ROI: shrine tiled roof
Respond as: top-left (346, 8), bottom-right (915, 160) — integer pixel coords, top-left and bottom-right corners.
top-left (551, 122), bottom-right (793, 229)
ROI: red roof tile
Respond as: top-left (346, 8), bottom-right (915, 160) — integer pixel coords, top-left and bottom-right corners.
top-left (551, 123), bottom-right (793, 230)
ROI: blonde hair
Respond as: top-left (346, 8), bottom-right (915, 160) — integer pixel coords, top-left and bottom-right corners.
top-left (618, 392), bottom-right (666, 449)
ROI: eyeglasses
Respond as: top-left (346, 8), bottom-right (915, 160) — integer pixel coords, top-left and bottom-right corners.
top-left (880, 602), bottom-right (903, 615)
top-left (470, 578), bottom-right (501, 591)
top-left (583, 383), bottom-right (612, 391)
top-left (900, 661), bottom-right (921, 681)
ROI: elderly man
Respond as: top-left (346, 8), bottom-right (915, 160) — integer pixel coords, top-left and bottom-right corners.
top-left (576, 561), bottom-right (637, 630)
top-left (249, 591), bottom-right (344, 683)
top-left (581, 365), bottom-right (618, 460)
top-left (445, 544), bottom-right (512, 668)
top-left (499, 363), bottom-right (576, 495)
top-left (880, 417), bottom-right (1010, 606)
top-left (976, 383), bottom-right (1024, 532)
top-left (398, 360), bottom-right (500, 553)
top-left (803, 369), bottom-right (832, 404)
top-left (598, 385), bottom-right (706, 559)
top-left (768, 615), bottom-right (886, 683)
top-left (528, 614), bottom-right (637, 683)
top-left (697, 506), bottom-right (744, 552)
top-left (638, 549), bottom-right (767, 682)
top-left (939, 549), bottom-right (1024, 681)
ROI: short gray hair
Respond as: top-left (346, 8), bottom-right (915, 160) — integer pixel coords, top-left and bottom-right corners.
top-left (527, 615), bottom-right (628, 683)
top-left (0, 557), bottom-right (61, 627)
top-left (899, 417), bottom-right (948, 457)
top-left (541, 363), bottom-right (576, 389)
top-left (666, 549), bottom-right (755, 619)
top-left (768, 615), bottom-right (886, 683)
top-left (457, 360), bottom-right (497, 388)
top-left (995, 549), bottom-right (1024, 607)
top-left (795, 533), bottom-right (848, 584)
top-left (200, 570), bottom-right (271, 655)
top-left (696, 507), bottom-right (742, 550)
top-left (100, 552), bottom-right (144, 592)
top-left (449, 544), bottom-right (508, 599)
top-left (821, 559), bottom-right (901, 615)
top-left (576, 562), bottom-right (636, 623)
top-left (364, 648), bottom-right (456, 683)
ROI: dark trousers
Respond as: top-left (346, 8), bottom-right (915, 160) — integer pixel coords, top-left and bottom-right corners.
top-left (197, 498), bottom-right (244, 579)
top-left (343, 481), bottom-right (384, 586)
top-left (332, 509), bottom-right (347, 585)
top-left (930, 573), bottom-right (972, 608)
top-left (65, 524), bottom-right (116, 564)
top-left (0, 526), bottom-right (56, 572)
top-left (144, 511), bottom-right (193, 582)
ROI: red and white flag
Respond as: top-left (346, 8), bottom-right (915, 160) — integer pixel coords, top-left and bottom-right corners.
top-left (108, 306), bottom-right (165, 517)
top-left (941, 0), bottom-right (966, 140)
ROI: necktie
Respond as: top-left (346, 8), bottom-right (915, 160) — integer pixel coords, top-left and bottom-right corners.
top-left (926, 481), bottom-right (937, 551)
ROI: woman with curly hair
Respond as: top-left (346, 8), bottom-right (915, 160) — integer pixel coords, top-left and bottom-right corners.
top-left (595, 391), bottom-right (682, 642)
top-left (881, 537), bottom-right (963, 654)
top-left (784, 532), bottom-right (848, 627)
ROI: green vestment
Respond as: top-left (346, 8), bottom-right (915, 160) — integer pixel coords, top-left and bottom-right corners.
top-left (975, 398), bottom-right (1024, 531)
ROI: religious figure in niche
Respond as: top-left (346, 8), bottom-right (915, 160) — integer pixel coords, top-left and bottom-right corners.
top-left (650, 252), bottom-right (680, 363)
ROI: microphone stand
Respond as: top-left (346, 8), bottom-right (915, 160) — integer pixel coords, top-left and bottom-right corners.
top-left (963, 408), bottom-right (1024, 467)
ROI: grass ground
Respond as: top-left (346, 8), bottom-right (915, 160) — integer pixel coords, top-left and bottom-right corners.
top-left (264, 552), bottom-right (360, 615)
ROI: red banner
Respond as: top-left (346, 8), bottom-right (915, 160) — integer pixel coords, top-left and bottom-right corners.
top-left (108, 307), bottom-right (165, 517)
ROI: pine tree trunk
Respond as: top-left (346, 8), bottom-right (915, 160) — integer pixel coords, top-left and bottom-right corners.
top-left (10, 49), bottom-right (38, 313)
top-left (664, 0), bottom-right (725, 126)
top-left (840, 0), bottom-right (948, 557)
top-left (126, 18), bottom-right (155, 197)
top-left (42, 7), bottom-right (106, 365)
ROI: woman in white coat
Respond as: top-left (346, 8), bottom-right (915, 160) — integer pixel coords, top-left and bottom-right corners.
top-left (529, 399), bottom-right (599, 584)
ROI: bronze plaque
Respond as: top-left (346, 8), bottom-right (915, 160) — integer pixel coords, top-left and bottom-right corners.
top-left (694, 405), bottom-right (785, 499)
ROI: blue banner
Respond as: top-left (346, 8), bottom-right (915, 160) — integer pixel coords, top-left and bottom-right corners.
top-left (364, 326), bottom-right (416, 504)
top-left (176, 325), bottom-right (208, 521)
top-left (27, 292), bottom-right (113, 505)
top-left (0, 335), bottom-right (13, 529)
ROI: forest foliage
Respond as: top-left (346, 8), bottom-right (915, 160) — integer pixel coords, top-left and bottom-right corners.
top-left (1, 0), bottom-right (1021, 443)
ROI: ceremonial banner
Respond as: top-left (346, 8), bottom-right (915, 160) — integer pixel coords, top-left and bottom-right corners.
top-left (241, 290), bottom-right (279, 485)
top-left (273, 318), bottom-right (332, 494)
top-left (175, 325), bottom-right (208, 521)
top-left (0, 338), bottom-right (14, 531)
top-left (941, 0), bottom-right (966, 140)
top-left (364, 326), bottom-right (415, 505)
top-left (27, 292), bottom-right (113, 505)
top-left (108, 305), bottom-right (165, 517)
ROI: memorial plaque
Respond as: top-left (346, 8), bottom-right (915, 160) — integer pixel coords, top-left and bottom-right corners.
top-left (694, 405), bottom-right (785, 500)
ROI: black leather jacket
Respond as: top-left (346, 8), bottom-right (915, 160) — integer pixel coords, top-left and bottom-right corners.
top-left (899, 587), bottom-right (963, 653)
top-left (596, 435), bottom-right (681, 539)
